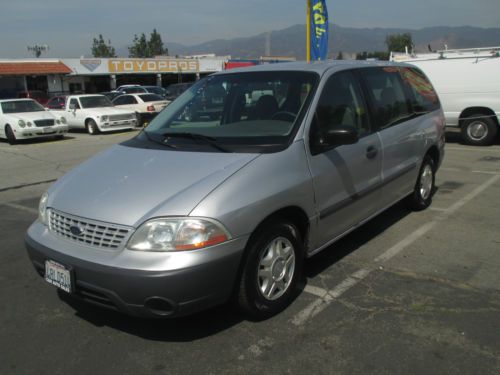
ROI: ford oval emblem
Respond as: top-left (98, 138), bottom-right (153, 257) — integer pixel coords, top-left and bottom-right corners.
top-left (70, 225), bottom-right (85, 237)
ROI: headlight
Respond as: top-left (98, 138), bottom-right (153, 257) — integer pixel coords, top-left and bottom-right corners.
top-left (127, 218), bottom-right (231, 252)
top-left (60, 117), bottom-right (67, 124)
top-left (38, 192), bottom-right (49, 225)
top-left (101, 116), bottom-right (108, 122)
top-left (18, 120), bottom-right (26, 128)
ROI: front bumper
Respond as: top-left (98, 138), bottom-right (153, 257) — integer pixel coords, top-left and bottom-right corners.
top-left (25, 222), bottom-right (247, 318)
top-left (17, 125), bottom-right (68, 139)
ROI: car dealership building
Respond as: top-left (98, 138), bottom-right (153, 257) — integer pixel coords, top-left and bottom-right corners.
top-left (0, 55), bottom-right (228, 98)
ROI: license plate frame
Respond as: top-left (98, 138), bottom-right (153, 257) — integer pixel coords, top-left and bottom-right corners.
top-left (44, 260), bottom-right (73, 293)
top-left (42, 127), bottom-right (55, 134)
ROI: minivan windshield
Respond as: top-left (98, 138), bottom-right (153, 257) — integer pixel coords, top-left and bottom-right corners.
top-left (80, 96), bottom-right (113, 108)
top-left (142, 71), bottom-right (318, 153)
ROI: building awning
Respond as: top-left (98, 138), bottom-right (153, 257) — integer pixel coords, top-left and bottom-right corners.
top-left (0, 61), bottom-right (72, 76)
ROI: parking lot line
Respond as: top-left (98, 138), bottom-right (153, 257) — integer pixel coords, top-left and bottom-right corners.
top-left (446, 146), bottom-right (500, 153)
top-left (3, 202), bottom-right (38, 215)
top-left (296, 174), bottom-right (500, 326)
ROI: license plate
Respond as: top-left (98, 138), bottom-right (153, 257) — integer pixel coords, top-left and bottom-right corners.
top-left (45, 260), bottom-right (72, 293)
top-left (43, 127), bottom-right (55, 133)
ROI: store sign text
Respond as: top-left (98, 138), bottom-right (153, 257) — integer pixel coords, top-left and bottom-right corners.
top-left (108, 59), bottom-right (199, 73)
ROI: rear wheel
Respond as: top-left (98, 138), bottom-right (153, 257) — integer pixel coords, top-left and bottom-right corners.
top-left (405, 156), bottom-right (436, 211)
top-left (5, 125), bottom-right (17, 145)
top-left (86, 119), bottom-right (99, 135)
top-left (461, 116), bottom-right (498, 146)
top-left (237, 221), bottom-right (303, 320)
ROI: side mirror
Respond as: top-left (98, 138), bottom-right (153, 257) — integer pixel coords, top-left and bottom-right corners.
top-left (323, 125), bottom-right (359, 146)
top-left (311, 124), bottom-right (359, 155)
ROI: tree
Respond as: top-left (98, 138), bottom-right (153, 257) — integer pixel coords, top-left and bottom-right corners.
top-left (336, 51), bottom-right (344, 60)
top-left (385, 33), bottom-right (413, 53)
top-left (128, 30), bottom-right (168, 58)
top-left (91, 35), bottom-right (116, 57)
top-left (148, 29), bottom-right (168, 56)
top-left (356, 51), bottom-right (390, 61)
top-left (128, 33), bottom-right (149, 58)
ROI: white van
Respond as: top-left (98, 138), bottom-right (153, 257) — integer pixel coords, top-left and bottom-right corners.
top-left (392, 47), bottom-right (500, 145)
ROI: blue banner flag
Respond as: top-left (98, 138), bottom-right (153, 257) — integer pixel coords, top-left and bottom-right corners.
top-left (310, 0), bottom-right (329, 61)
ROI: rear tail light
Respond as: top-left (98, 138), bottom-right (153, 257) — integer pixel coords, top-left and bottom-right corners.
top-left (147, 105), bottom-right (155, 112)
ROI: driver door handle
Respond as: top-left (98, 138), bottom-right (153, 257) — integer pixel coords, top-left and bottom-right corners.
top-left (366, 145), bottom-right (378, 159)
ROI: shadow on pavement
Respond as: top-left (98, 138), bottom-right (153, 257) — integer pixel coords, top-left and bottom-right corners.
top-left (58, 291), bottom-right (244, 341)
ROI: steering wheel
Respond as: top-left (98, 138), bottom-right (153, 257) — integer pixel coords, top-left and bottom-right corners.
top-left (271, 111), bottom-right (296, 122)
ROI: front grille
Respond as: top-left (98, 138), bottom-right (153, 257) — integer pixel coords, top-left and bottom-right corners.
top-left (48, 209), bottom-right (133, 249)
top-left (109, 114), bottom-right (133, 122)
top-left (34, 119), bottom-right (55, 127)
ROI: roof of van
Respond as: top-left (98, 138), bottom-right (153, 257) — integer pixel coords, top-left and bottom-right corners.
top-left (214, 60), bottom-right (409, 76)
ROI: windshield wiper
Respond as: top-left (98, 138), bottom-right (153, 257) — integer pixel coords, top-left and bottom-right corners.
top-left (142, 130), bottom-right (178, 149)
top-left (162, 132), bottom-right (230, 153)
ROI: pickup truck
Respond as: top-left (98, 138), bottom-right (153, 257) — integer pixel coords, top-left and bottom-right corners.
top-left (49, 94), bottom-right (137, 135)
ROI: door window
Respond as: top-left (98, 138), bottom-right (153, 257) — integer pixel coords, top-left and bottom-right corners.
top-left (400, 68), bottom-right (440, 113)
top-left (359, 67), bottom-right (412, 130)
top-left (314, 70), bottom-right (370, 138)
top-left (69, 98), bottom-right (80, 109)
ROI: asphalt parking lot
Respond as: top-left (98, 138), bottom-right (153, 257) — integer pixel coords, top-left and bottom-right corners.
top-left (1, 130), bottom-right (499, 375)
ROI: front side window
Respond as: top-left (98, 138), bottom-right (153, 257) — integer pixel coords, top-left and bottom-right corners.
top-left (80, 96), bottom-right (113, 108)
top-left (1, 100), bottom-right (45, 113)
top-left (141, 71), bottom-right (318, 153)
top-left (69, 98), bottom-right (80, 109)
top-left (314, 70), bottom-right (370, 138)
top-left (359, 67), bottom-right (412, 130)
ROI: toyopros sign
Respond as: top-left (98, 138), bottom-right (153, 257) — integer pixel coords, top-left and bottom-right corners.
top-left (108, 59), bottom-right (199, 73)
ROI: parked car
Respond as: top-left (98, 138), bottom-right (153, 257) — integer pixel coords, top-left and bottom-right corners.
top-left (17, 90), bottom-right (49, 106)
top-left (100, 91), bottom-right (122, 101)
top-left (112, 93), bottom-right (170, 126)
top-left (164, 82), bottom-right (193, 101)
top-left (45, 96), bottom-right (67, 110)
top-left (0, 99), bottom-right (68, 144)
top-left (142, 85), bottom-right (167, 98)
top-left (116, 85), bottom-right (148, 95)
top-left (49, 94), bottom-right (136, 134)
top-left (392, 47), bottom-right (500, 146)
top-left (25, 61), bottom-right (445, 320)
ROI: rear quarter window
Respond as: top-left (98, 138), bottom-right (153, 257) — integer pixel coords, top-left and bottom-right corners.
top-left (400, 67), bottom-right (440, 113)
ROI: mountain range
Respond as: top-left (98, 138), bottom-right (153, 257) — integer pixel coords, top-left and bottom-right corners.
top-left (165, 24), bottom-right (500, 59)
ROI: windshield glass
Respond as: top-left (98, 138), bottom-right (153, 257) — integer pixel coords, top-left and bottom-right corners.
top-left (143, 71), bottom-right (318, 153)
top-left (80, 96), bottom-right (113, 108)
top-left (1, 100), bottom-right (45, 113)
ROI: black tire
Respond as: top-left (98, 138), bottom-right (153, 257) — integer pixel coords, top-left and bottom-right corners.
top-left (461, 116), bottom-right (498, 146)
top-left (86, 119), bottom-right (99, 135)
top-left (135, 113), bottom-right (143, 127)
top-left (405, 156), bottom-right (436, 211)
top-left (5, 125), bottom-right (17, 145)
top-left (55, 134), bottom-right (65, 140)
top-left (237, 220), bottom-right (303, 320)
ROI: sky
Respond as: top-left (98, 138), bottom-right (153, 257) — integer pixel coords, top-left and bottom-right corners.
top-left (0, 0), bottom-right (499, 58)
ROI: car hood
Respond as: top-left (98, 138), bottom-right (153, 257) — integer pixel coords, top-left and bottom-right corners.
top-left (47, 144), bottom-right (259, 227)
top-left (7, 111), bottom-right (56, 121)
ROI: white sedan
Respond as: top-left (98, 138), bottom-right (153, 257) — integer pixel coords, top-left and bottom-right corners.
top-left (112, 93), bottom-right (170, 126)
top-left (0, 99), bottom-right (68, 145)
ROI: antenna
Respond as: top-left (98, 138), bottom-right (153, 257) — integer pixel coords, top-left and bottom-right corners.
top-left (27, 44), bottom-right (49, 58)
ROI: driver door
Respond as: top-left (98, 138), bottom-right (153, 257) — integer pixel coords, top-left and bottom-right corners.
top-left (307, 70), bottom-right (383, 247)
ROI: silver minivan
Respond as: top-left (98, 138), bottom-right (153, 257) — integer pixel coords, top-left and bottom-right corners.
top-left (26, 61), bottom-right (445, 319)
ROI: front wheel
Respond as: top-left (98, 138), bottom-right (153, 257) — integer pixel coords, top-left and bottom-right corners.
top-left (86, 119), bottom-right (100, 135)
top-left (461, 116), bottom-right (498, 146)
top-left (237, 221), bottom-right (303, 320)
top-left (405, 156), bottom-right (436, 211)
top-left (5, 125), bottom-right (17, 145)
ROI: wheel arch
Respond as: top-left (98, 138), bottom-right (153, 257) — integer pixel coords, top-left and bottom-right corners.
top-left (425, 145), bottom-right (440, 168)
top-left (459, 107), bottom-right (499, 128)
top-left (231, 205), bottom-right (310, 295)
